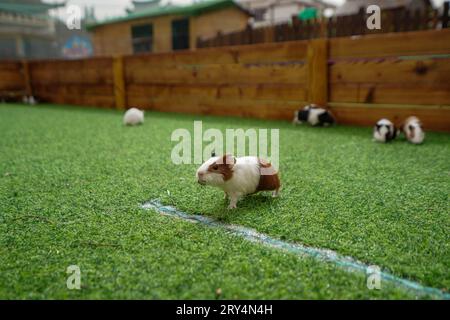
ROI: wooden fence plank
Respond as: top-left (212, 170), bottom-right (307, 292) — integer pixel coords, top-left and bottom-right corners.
top-left (330, 83), bottom-right (450, 105)
top-left (127, 83), bottom-right (307, 102)
top-left (125, 41), bottom-right (308, 67)
top-left (113, 56), bottom-right (126, 110)
top-left (0, 72), bottom-right (24, 89)
top-left (307, 39), bottom-right (328, 105)
top-left (36, 92), bottom-right (115, 108)
top-left (127, 95), bottom-right (305, 120)
top-left (0, 61), bottom-right (26, 97)
top-left (30, 60), bottom-right (113, 85)
top-left (329, 29), bottom-right (450, 58)
top-left (22, 60), bottom-right (32, 96)
top-left (126, 63), bottom-right (308, 85)
top-left (330, 58), bottom-right (450, 84)
top-left (32, 84), bottom-right (114, 96)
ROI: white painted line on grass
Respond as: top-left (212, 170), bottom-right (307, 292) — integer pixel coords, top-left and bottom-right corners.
top-left (142, 199), bottom-right (450, 300)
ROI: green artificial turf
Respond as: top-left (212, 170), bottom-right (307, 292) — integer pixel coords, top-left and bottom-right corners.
top-left (0, 103), bottom-right (449, 299)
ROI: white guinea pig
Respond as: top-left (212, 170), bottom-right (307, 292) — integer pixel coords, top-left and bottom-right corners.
top-left (22, 95), bottom-right (37, 105)
top-left (373, 118), bottom-right (397, 143)
top-left (196, 154), bottom-right (281, 209)
top-left (123, 107), bottom-right (144, 126)
top-left (293, 104), bottom-right (335, 127)
top-left (401, 116), bottom-right (425, 144)
top-left (28, 96), bottom-right (37, 105)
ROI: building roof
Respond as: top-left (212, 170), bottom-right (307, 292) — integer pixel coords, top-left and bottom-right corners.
top-left (127, 0), bottom-right (163, 14)
top-left (132, 0), bottom-right (160, 3)
top-left (335, 0), bottom-right (431, 16)
top-left (87, 0), bottom-right (252, 30)
top-left (0, 1), bottom-right (65, 16)
top-left (299, 0), bottom-right (336, 9)
top-left (238, 0), bottom-right (335, 9)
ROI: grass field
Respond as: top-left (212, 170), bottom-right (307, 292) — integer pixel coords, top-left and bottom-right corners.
top-left (0, 103), bottom-right (449, 299)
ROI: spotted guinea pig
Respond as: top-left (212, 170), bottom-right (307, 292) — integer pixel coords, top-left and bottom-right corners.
top-left (401, 116), bottom-right (425, 144)
top-left (196, 154), bottom-right (280, 209)
top-left (293, 104), bottom-right (335, 127)
top-left (373, 118), bottom-right (398, 143)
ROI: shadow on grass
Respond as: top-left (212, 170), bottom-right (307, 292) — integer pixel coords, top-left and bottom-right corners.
top-left (205, 193), bottom-right (280, 222)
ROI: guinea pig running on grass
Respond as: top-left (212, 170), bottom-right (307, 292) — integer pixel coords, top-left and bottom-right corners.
top-left (401, 116), bottom-right (425, 144)
top-left (123, 107), bottom-right (144, 126)
top-left (196, 154), bottom-right (281, 209)
top-left (373, 118), bottom-right (398, 143)
top-left (293, 104), bottom-right (335, 127)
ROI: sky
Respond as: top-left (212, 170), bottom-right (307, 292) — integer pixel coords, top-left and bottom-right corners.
top-left (46, 0), bottom-right (447, 21)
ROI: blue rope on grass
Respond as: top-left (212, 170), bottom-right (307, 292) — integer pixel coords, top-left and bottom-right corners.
top-left (142, 199), bottom-right (450, 300)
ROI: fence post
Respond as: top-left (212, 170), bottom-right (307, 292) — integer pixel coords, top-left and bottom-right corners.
top-left (443, 1), bottom-right (449, 28)
top-left (265, 26), bottom-right (275, 43)
top-left (319, 18), bottom-right (328, 38)
top-left (246, 24), bottom-right (253, 44)
top-left (22, 60), bottom-right (32, 97)
top-left (357, 7), bottom-right (365, 35)
top-left (113, 55), bottom-right (126, 110)
top-left (307, 39), bottom-right (328, 106)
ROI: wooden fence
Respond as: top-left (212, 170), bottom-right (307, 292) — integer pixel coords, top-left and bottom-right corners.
top-left (30, 57), bottom-right (116, 108)
top-left (0, 61), bottom-right (27, 98)
top-left (0, 29), bottom-right (449, 132)
top-left (197, 3), bottom-right (450, 48)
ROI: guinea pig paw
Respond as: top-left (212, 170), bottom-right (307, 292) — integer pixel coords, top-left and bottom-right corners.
top-left (227, 204), bottom-right (237, 210)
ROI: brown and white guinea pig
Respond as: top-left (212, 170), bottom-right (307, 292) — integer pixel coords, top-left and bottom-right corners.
top-left (373, 118), bottom-right (398, 143)
top-left (293, 104), bottom-right (335, 127)
top-left (401, 116), bottom-right (425, 144)
top-left (196, 154), bottom-right (280, 209)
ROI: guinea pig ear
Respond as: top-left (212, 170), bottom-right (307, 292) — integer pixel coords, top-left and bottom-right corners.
top-left (221, 154), bottom-right (236, 167)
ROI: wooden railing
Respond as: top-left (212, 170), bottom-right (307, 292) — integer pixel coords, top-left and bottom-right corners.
top-left (0, 29), bottom-right (449, 131)
top-left (197, 3), bottom-right (450, 48)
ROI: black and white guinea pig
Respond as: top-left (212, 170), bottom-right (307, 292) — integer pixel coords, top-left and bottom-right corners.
top-left (373, 118), bottom-right (398, 143)
top-left (293, 104), bottom-right (335, 127)
top-left (196, 154), bottom-right (280, 209)
top-left (401, 116), bottom-right (425, 144)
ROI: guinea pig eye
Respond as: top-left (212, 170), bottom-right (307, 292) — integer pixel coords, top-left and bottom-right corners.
top-left (212, 165), bottom-right (219, 170)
